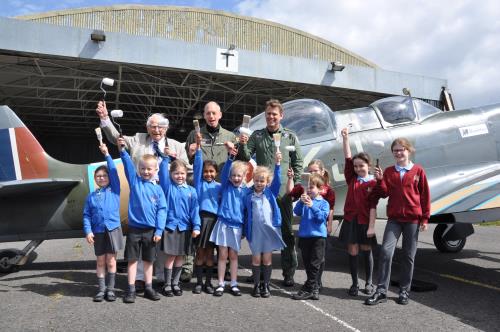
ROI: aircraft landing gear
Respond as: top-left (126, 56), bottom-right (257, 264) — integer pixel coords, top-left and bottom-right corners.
top-left (433, 224), bottom-right (473, 253)
top-left (0, 240), bottom-right (43, 274)
top-left (0, 250), bottom-right (21, 273)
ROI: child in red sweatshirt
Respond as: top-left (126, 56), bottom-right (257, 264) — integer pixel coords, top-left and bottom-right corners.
top-left (365, 137), bottom-right (430, 306)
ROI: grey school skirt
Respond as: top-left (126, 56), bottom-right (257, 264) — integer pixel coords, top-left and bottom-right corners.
top-left (94, 226), bottom-right (124, 256)
top-left (161, 228), bottom-right (194, 256)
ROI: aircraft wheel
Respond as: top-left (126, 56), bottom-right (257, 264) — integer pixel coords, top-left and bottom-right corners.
top-left (433, 224), bottom-right (466, 253)
top-left (0, 249), bottom-right (21, 273)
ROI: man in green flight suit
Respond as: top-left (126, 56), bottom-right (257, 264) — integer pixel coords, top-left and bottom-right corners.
top-left (183, 101), bottom-right (236, 282)
top-left (237, 99), bottom-right (303, 286)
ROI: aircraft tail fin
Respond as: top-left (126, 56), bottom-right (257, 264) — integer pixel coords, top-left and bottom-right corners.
top-left (0, 105), bottom-right (49, 181)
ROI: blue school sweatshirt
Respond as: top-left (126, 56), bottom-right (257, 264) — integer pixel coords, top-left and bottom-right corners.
top-left (294, 196), bottom-right (329, 238)
top-left (83, 155), bottom-right (121, 235)
top-left (194, 149), bottom-right (221, 215)
top-left (121, 150), bottom-right (167, 237)
top-left (243, 164), bottom-right (282, 242)
top-left (217, 157), bottom-right (249, 228)
top-left (159, 157), bottom-right (201, 231)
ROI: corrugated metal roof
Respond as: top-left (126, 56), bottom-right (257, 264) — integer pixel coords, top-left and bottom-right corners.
top-left (16, 5), bottom-right (377, 68)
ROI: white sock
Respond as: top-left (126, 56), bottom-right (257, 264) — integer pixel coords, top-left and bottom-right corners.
top-left (230, 280), bottom-right (238, 288)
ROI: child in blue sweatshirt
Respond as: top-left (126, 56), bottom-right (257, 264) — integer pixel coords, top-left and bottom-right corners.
top-left (244, 151), bottom-right (285, 298)
top-left (209, 151), bottom-right (248, 297)
top-left (192, 133), bottom-right (221, 294)
top-left (291, 173), bottom-right (330, 301)
top-left (158, 155), bottom-right (201, 297)
top-left (119, 138), bottom-right (167, 304)
top-left (83, 143), bottom-right (124, 303)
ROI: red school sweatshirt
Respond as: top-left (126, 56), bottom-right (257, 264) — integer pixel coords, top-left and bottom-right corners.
top-left (370, 164), bottom-right (430, 224)
top-left (343, 158), bottom-right (377, 225)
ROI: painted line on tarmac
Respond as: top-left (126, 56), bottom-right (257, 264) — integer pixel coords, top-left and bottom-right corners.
top-left (436, 273), bottom-right (500, 292)
top-left (239, 266), bottom-right (361, 332)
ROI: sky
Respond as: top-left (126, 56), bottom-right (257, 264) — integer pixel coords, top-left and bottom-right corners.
top-left (2, 0), bottom-right (499, 109)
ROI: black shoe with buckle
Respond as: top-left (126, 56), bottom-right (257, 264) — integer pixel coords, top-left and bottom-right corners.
top-left (172, 285), bottom-right (183, 296)
top-left (93, 291), bottom-right (105, 302)
top-left (348, 284), bottom-right (359, 296)
top-left (397, 291), bottom-right (410, 305)
top-left (213, 285), bottom-right (224, 297)
top-left (230, 286), bottom-right (242, 296)
top-left (283, 276), bottom-right (294, 287)
top-left (365, 292), bottom-right (387, 305)
top-left (123, 290), bottom-right (136, 304)
top-left (144, 288), bottom-right (160, 301)
top-left (162, 285), bottom-right (173, 297)
top-left (312, 290), bottom-right (320, 300)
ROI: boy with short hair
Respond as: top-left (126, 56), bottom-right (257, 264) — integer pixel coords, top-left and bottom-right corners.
top-left (119, 138), bottom-right (167, 303)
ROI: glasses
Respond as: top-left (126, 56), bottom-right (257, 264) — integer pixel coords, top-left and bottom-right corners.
top-left (392, 148), bottom-right (406, 153)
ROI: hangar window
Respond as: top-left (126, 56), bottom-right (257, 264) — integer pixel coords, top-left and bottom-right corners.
top-left (372, 96), bottom-right (416, 125)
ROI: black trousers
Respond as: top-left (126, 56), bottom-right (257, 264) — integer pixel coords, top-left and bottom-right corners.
top-left (298, 237), bottom-right (326, 292)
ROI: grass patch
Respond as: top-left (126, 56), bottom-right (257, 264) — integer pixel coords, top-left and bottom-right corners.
top-left (478, 221), bottom-right (500, 226)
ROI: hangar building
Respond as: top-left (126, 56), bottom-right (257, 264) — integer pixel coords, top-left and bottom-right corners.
top-left (0, 5), bottom-right (446, 162)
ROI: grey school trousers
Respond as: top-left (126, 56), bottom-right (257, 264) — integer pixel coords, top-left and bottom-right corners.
top-left (376, 220), bottom-right (419, 294)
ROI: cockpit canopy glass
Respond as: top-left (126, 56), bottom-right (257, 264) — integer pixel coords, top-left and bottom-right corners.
top-left (249, 99), bottom-right (335, 142)
top-left (371, 96), bottom-right (441, 125)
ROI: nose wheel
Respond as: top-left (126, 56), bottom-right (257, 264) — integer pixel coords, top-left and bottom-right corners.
top-left (0, 240), bottom-right (43, 274)
top-left (0, 249), bottom-right (21, 273)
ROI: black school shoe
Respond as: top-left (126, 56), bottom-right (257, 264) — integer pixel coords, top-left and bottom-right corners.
top-left (193, 284), bottom-right (203, 294)
top-left (162, 286), bottom-right (173, 297)
top-left (203, 282), bottom-right (215, 294)
top-left (397, 291), bottom-right (410, 305)
top-left (312, 290), bottom-right (320, 300)
top-left (348, 284), bottom-right (359, 296)
top-left (230, 286), bottom-right (242, 296)
top-left (144, 288), bottom-right (161, 301)
top-left (283, 276), bottom-right (295, 287)
top-left (105, 290), bottom-right (116, 302)
top-left (292, 289), bottom-right (314, 300)
top-left (213, 285), bottom-right (224, 297)
top-left (365, 292), bottom-right (387, 305)
top-left (172, 285), bottom-right (183, 296)
top-left (123, 290), bottom-right (136, 303)
top-left (260, 283), bottom-right (270, 298)
top-left (251, 285), bottom-right (261, 298)
top-left (93, 291), bottom-right (105, 302)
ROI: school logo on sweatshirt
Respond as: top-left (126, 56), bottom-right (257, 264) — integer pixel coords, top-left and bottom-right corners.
top-left (414, 175), bottom-right (420, 183)
top-left (150, 195), bottom-right (158, 204)
top-left (366, 187), bottom-right (372, 193)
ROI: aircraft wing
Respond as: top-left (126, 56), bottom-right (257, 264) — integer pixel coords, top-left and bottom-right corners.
top-left (430, 172), bottom-right (500, 224)
top-left (0, 178), bottom-right (81, 197)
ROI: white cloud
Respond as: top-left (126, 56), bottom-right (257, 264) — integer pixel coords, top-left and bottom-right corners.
top-left (236, 0), bottom-right (500, 108)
